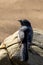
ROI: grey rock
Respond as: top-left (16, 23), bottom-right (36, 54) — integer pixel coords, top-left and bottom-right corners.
top-left (0, 30), bottom-right (43, 65)
top-left (32, 31), bottom-right (43, 48)
top-left (0, 49), bottom-right (12, 65)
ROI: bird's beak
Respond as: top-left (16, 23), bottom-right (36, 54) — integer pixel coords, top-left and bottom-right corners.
top-left (18, 20), bottom-right (22, 22)
top-left (18, 20), bottom-right (23, 24)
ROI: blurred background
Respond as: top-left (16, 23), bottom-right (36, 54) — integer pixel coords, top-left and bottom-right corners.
top-left (0, 0), bottom-right (43, 42)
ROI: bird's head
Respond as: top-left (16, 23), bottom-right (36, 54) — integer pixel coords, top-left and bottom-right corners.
top-left (18, 19), bottom-right (31, 27)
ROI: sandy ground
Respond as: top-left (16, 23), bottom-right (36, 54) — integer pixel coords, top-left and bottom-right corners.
top-left (0, 0), bottom-right (43, 42)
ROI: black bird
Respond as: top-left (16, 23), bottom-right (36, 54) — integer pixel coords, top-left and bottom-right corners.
top-left (18, 19), bottom-right (33, 62)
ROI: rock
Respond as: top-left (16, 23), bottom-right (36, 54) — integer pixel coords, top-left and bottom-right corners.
top-left (0, 30), bottom-right (43, 65)
top-left (32, 31), bottom-right (43, 49)
top-left (1, 31), bottom-right (21, 65)
top-left (31, 46), bottom-right (43, 56)
top-left (0, 49), bottom-right (12, 65)
top-left (2, 30), bottom-right (21, 58)
top-left (29, 46), bottom-right (43, 65)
